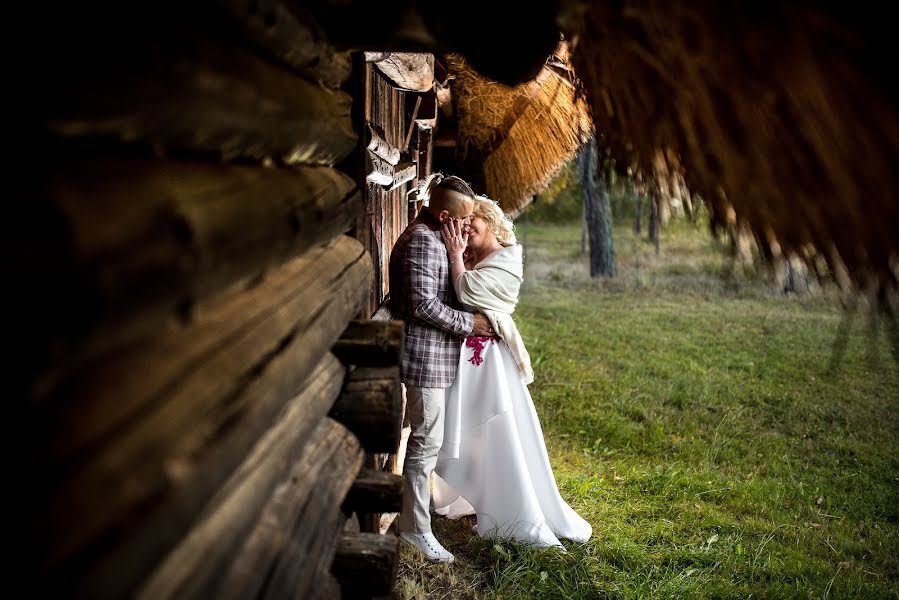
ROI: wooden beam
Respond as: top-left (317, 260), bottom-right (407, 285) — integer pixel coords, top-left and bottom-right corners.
top-left (343, 469), bottom-right (404, 514)
top-left (387, 161), bottom-right (418, 191)
top-left (140, 417), bottom-right (363, 600)
top-left (25, 238), bottom-right (372, 597)
top-left (332, 532), bottom-right (400, 598)
top-left (330, 366), bottom-right (403, 454)
top-left (217, 0), bottom-right (352, 88)
top-left (45, 33), bottom-right (357, 165)
top-left (367, 155), bottom-right (416, 190)
top-left (403, 95), bottom-right (422, 152)
top-left (332, 320), bottom-right (404, 367)
top-left (20, 160), bottom-right (360, 377)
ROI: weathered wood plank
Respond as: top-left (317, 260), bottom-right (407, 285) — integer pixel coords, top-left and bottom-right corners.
top-left (139, 417), bottom-right (363, 600)
top-left (26, 237), bottom-right (372, 598)
top-left (343, 469), bottom-right (404, 514)
top-left (332, 319), bottom-right (404, 367)
top-left (330, 366), bottom-right (403, 453)
top-left (332, 532), bottom-right (400, 597)
top-left (21, 160), bottom-right (360, 380)
top-left (217, 0), bottom-right (352, 88)
top-left (45, 32), bottom-right (357, 165)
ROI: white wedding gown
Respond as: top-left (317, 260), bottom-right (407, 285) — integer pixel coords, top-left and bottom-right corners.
top-left (433, 335), bottom-right (592, 548)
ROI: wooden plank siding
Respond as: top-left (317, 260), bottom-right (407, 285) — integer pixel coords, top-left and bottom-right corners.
top-left (360, 63), bottom-right (432, 315)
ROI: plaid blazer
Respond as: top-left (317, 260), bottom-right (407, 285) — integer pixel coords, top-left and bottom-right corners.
top-left (389, 211), bottom-right (474, 388)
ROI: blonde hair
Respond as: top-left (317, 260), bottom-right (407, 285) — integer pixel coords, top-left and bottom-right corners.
top-left (473, 195), bottom-right (516, 246)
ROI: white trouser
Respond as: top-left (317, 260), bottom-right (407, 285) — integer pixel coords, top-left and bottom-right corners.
top-left (398, 385), bottom-right (446, 533)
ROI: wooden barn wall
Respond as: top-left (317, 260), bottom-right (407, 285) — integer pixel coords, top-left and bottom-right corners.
top-left (364, 64), bottom-right (411, 317)
top-left (14, 6), bottom-right (405, 599)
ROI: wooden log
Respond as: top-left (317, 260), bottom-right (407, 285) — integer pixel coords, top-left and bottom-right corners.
top-left (369, 52), bottom-right (435, 92)
top-left (217, 0), bottom-right (352, 88)
top-left (25, 237), bottom-right (371, 598)
top-left (330, 366), bottom-right (403, 454)
top-left (20, 160), bottom-right (360, 379)
top-left (45, 31), bottom-right (357, 165)
top-left (343, 469), bottom-right (404, 514)
top-left (139, 417), bottom-right (363, 600)
top-left (332, 319), bottom-right (404, 367)
top-left (332, 532), bottom-right (400, 598)
top-left (367, 124), bottom-right (401, 165)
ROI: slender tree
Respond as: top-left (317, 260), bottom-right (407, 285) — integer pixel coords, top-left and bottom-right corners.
top-left (578, 136), bottom-right (616, 277)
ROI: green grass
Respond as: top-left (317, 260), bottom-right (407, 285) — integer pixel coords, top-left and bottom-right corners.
top-left (395, 221), bottom-right (899, 599)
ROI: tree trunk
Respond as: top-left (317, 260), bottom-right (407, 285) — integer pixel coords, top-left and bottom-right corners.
top-left (648, 193), bottom-right (661, 255)
top-left (633, 191), bottom-right (643, 235)
top-left (577, 136), bottom-right (616, 277)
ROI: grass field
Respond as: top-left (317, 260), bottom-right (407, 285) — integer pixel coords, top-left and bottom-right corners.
top-left (395, 220), bottom-right (899, 599)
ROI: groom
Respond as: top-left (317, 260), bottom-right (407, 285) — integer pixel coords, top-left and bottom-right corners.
top-left (388, 174), bottom-right (493, 563)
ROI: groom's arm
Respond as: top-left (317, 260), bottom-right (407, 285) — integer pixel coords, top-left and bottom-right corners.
top-left (406, 233), bottom-right (474, 337)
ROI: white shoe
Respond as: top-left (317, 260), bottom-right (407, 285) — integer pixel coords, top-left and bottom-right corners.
top-left (399, 531), bottom-right (455, 563)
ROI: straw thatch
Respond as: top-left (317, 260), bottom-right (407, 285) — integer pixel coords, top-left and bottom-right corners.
top-left (447, 42), bottom-right (593, 216)
top-left (562, 2), bottom-right (899, 290)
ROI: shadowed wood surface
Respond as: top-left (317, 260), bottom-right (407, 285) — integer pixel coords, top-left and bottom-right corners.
top-left (332, 319), bottom-right (404, 367)
top-left (17, 160), bottom-right (359, 380)
top-left (140, 416), bottom-right (362, 600)
top-left (217, 0), bottom-right (352, 88)
top-left (332, 532), bottom-right (401, 597)
top-left (24, 238), bottom-right (371, 597)
top-left (330, 366), bottom-right (403, 454)
top-left (42, 29), bottom-right (356, 166)
top-left (343, 469), bottom-right (404, 514)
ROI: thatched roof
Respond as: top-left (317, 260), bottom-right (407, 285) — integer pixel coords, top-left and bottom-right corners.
top-left (562, 3), bottom-right (899, 290)
top-left (446, 42), bottom-right (593, 216)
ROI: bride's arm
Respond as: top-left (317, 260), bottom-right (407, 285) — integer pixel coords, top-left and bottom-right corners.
top-left (442, 219), bottom-right (469, 297)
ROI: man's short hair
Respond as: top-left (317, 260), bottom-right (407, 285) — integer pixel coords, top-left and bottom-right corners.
top-left (426, 173), bottom-right (475, 200)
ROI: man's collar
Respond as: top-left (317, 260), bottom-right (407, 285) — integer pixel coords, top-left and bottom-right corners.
top-left (417, 208), bottom-right (442, 231)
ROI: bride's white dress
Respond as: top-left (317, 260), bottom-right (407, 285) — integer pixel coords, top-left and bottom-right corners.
top-left (432, 248), bottom-right (591, 548)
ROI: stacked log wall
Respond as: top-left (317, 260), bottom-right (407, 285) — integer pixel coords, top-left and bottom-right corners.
top-left (14, 3), bottom-right (406, 599)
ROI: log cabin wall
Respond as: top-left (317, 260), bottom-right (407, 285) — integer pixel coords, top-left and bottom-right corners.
top-left (364, 64), bottom-right (410, 316)
top-left (361, 59), bottom-right (436, 318)
top-left (352, 54), bottom-right (438, 534)
top-left (13, 4), bottom-right (405, 599)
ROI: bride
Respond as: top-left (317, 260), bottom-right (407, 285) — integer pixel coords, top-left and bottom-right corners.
top-left (433, 195), bottom-right (592, 548)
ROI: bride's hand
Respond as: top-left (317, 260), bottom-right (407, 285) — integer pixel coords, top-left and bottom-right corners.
top-left (441, 218), bottom-right (468, 261)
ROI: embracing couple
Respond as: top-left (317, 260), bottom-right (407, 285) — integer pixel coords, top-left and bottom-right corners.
top-left (388, 174), bottom-right (592, 563)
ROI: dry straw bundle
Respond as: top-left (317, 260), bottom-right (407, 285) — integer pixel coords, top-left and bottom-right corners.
top-left (447, 42), bottom-right (593, 217)
top-left (563, 2), bottom-right (899, 291)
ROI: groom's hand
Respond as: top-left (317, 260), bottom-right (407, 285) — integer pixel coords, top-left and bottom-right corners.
top-left (471, 313), bottom-right (494, 336)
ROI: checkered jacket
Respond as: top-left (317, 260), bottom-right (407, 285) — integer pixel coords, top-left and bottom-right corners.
top-left (389, 212), bottom-right (474, 388)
